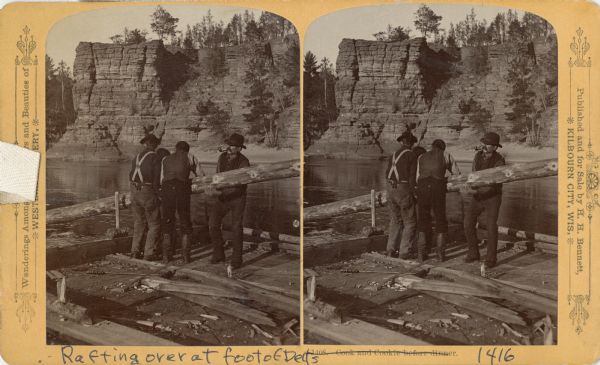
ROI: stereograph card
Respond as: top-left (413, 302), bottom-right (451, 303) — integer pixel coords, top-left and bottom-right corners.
top-left (0, 0), bottom-right (598, 364)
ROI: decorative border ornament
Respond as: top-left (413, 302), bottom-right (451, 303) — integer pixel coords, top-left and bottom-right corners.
top-left (567, 27), bottom-right (594, 334)
top-left (14, 25), bottom-right (39, 333)
top-left (569, 295), bottom-right (590, 335)
top-left (16, 26), bottom-right (36, 66)
top-left (569, 28), bottom-right (591, 68)
top-left (14, 293), bottom-right (37, 332)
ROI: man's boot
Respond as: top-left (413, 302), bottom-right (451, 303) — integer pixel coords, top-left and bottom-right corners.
top-left (425, 230), bottom-right (433, 257)
top-left (417, 231), bottom-right (428, 262)
top-left (181, 234), bottom-right (191, 264)
top-left (435, 232), bottom-right (447, 262)
top-left (161, 233), bottom-right (172, 264)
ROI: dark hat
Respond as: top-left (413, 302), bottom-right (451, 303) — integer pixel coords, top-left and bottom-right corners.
top-left (480, 132), bottom-right (502, 148)
top-left (225, 133), bottom-right (246, 149)
top-left (156, 148), bottom-right (170, 160)
top-left (140, 134), bottom-right (160, 146)
top-left (412, 145), bottom-right (426, 157)
top-left (175, 141), bottom-right (190, 152)
top-left (432, 139), bottom-right (446, 150)
top-left (397, 131), bottom-right (417, 144)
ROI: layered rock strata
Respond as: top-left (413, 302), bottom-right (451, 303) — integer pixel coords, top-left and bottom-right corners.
top-left (310, 37), bottom-right (557, 156)
top-left (49, 38), bottom-right (299, 161)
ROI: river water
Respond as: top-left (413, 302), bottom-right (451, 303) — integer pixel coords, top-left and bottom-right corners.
top-left (304, 159), bottom-right (558, 236)
top-left (47, 160), bottom-right (300, 235)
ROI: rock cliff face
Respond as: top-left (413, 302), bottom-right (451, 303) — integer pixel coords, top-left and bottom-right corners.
top-left (310, 37), bottom-right (557, 156)
top-left (49, 39), bottom-right (299, 160)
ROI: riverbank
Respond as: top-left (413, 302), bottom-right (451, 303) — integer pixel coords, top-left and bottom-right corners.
top-left (190, 144), bottom-right (300, 164)
top-left (47, 143), bottom-right (300, 164)
top-left (305, 142), bottom-right (557, 163)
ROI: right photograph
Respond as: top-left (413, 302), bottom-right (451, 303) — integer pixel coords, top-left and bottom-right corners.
top-left (303, 4), bottom-right (558, 345)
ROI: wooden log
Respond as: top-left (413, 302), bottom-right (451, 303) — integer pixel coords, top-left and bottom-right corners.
top-left (47, 311), bottom-right (179, 346)
top-left (478, 223), bottom-right (558, 244)
top-left (242, 227), bottom-right (300, 245)
top-left (304, 235), bottom-right (388, 267)
top-left (47, 227), bottom-right (259, 270)
top-left (395, 275), bottom-right (502, 299)
top-left (494, 279), bottom-right (557, 300)
top-left (304, 159), bottom-right (557, 221)
top-left (422, 291), bottom-right (527, 327)
top-left (428, 266), bottom-right (557, 316)
top-left (238, 279), bottom-right (299, 299)
top-left (48, 160), bottom-right (300, 224)
top-left (47, 293), bottom-right (92, 325)
top-left (107, 254), bottom-right (248, 292)
top-left (141, 277), bottom-right (249, 300)
top-left (305, 317), bottom-right (429, 345)
top-left (107, 254), bottom-right (299, 316)
top-left (47, 236), bottom-right (133, 270)
top-left (510, 240), bottom-right (558, 254)
top-left (363, 252), bottom-right (557, 314)
top-left (191, 159), bottom-right (300, 193)
top-left (446, 159), bottom-right (558, 191)
top-left (170, 292), bottom-right (277, 328)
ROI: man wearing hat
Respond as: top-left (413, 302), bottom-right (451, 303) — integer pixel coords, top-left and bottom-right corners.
top-left (208, 133), bottom-right (250, 268)
top-left (129, 134), bottom-right (162, 260)
top-left (415, 139), bottom-right (456, 262)
top-left (159, 141), bottom-right (205, 263)
top-left (385, 131), bottom-right (418, 259)
top-left (462, 132), bottom-right (505, 268)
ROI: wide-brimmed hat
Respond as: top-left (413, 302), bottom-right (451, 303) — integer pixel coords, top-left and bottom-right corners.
top-left (480, 132), bottom-right (502, 148)
top-left (225, 133), bottom-right (246, 149)
top-left (397, 131), bottom-right (417, 144)
top-left (432, 139), bottom-right (446, 150)
top-left (140, 134), bottom-right (160, 146)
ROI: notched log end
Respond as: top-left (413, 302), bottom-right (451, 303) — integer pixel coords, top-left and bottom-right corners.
top-left (547, 161), bottom-right (558, 172)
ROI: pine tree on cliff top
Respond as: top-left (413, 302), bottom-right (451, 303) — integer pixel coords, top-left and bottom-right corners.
top-left (150, 6), bottom-right (179, 43)
top-left (414, 5), bottom-right (442, 40)
top-left (505, 53), bottom-right (539, 145)
top-left (243, 36), bottom-right (279, 147)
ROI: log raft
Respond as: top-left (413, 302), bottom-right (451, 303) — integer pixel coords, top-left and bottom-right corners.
top-left (48, 160), bottom-right (300, 224)
top-left (304, 158), bottom-right (558, 222)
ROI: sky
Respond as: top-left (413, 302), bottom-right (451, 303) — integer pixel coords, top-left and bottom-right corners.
top-left (305, 4), bottom-right (528, 66)
top-left (46, 4), bottom-right (264, 69)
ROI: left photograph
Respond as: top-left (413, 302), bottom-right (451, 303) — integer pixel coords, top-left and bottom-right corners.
top-left (45, 5), bottom-right (300, 345)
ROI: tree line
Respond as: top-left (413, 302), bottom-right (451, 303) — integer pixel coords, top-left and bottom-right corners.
top-left (303, 51), bottom-right (337, 149)
top-left (110, 6), bottom-right (296, 48)
top-left (46, 7), bottom-right (299, 149)
top-left (46, 55), bottom-right (75, 149)
top-left (303, 6), bottom-right (557, 148)
top-left (373, 5), bottom-right (554, 49)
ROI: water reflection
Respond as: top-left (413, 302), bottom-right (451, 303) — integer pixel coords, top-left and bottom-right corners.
top-left (47, 160), bottom-right (300, 235)
top-left (304, 159), bottom-right (558, 236)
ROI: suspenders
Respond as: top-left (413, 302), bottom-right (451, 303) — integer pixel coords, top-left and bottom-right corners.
top-left (387, 149), bottom-right (410, 182)
top-left (131, 151), bottom-right (156, 184)
top-left (160, 156), bottom-right (166, 184)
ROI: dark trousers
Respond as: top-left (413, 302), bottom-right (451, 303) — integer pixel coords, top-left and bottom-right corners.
top-left (386, 183), bottom-right (417, 255)
top-left (417, 177), bottom-right (448, 234)
top-left (208, 194), bottom-right (246, 265)
top-left (161, 179), bottom-right (192, 235)
top-left (463, 193), bottom-right (502, 265)
top-left (130, 184), bottom-right (160, 257)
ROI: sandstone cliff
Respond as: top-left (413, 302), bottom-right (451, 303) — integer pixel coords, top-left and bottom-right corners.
top-left (48, 38), bottom-right (299, 161)
top-left (309, 37), bottom-right (557, 157)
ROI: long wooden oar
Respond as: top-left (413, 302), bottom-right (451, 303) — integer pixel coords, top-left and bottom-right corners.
top-left (304, 159), bottom-right (557, 222)
top-left (48, 159), bottom-right (300, 224)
